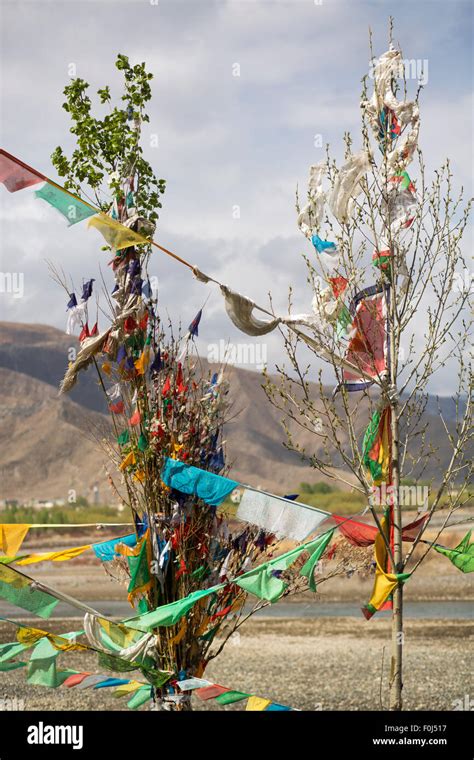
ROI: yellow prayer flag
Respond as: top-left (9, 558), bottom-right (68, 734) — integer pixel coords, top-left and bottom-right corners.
top-left (134, 347), bottom-right (150, 376)
top-left (16, 544), bottom-right (91, 566)
top-left (364, 517), bottom-right (410, 618)
top-left (112, 681), bottom-right (144, 698)
top-left (0, 524), bottom-right (30, 556)
top-left (119, 451), bottom-right (136, 471)
top-left (246, 696), bottom-right (271, 711)
top-left (88, 214), bottom-right (149, 251)
top-left (17, 626), bottom-right (87, 652)
top-left (115, 530), bottom-right (148, 558)
top-left (101, 362), bottom-right (112, 376)
top-left (169, 618), bottom-right (187, 646)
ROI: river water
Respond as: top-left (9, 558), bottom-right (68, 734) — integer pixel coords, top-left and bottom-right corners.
top-left (0, 599), bottom-right (472, 620)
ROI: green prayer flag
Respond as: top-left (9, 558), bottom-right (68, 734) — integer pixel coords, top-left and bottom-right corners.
top-left (362, 410), bottom-right (383, 482)
top-left (214, 690), bottom-right (250, 705)
top-left (336, 304), bottom-right (352, 339)
top-left (127, 536), bottom-right (151, 601)
top-left (0, 641), bottom-right (29, 663)
top-left (35, 183), bottom-right (96, 225)
top-left (299, 530), bottom-right (335, 591)
top-left (433, 531), bottom-right (474, 573)
top-left (97, 652), bottom-right (137, 673)
top-left (236, 542), bottom-right (308, 602)
top-left (27, 633), bottom-right (80, 688)
top-left (125, 586), bottom-right (224, 631)
top-left (137, 597), bottom-right (149, 614)
top-left (0, 660), bottom-right (26, 671)
top-left (0, 564), bottom-right (59, 619)
top-left (127, 685), bottom-right (152, 709)
top-left (117, 429), bottom-right (130, 446)
top-left (137, 433), bottom-right (148, 452)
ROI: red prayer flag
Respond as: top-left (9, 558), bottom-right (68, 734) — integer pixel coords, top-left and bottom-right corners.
top-left (333, 513), bottom-right (429, 547)
top-left (0, 149), bottom-right (45, 193)
top-left (329, 276), bottom-right (348, 299)
top-left (195, 684), bottom-right (230, 701)
top-left (129, 410), bottom-right (141, 426)
top-left (109, 401), bottom-right (125, 414)
top-left (124, 316), bottom-right (137, 333)
top-left (63, 672), bottom-right (91, 688)
top-left (78, 323), bottom-right (90, 342)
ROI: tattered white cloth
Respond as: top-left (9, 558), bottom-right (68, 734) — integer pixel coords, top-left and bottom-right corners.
top-left (237, 489), bottom-right (330, 541)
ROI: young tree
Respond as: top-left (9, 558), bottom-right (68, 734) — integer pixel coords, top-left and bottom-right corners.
top-left (257, 32), bottom-right (472, 710)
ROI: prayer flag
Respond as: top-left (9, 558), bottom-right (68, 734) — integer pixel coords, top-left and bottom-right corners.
top-left (88, 214), bottom-right (148, 250)
top-left (0, 524), bottom-right (30, 556)
top-left (0, 150), bottom-right (45, 192)
top-left (35, 183), bottom-right (96, 225)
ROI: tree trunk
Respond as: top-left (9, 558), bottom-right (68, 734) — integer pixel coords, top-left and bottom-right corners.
top-left (150, 694), bottom-right (193, 711)
top-left (389, 378), bottom-right (403, 709)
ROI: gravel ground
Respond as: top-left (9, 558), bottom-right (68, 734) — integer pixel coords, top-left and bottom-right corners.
top-left (1, 617), bottom-right (472, 712)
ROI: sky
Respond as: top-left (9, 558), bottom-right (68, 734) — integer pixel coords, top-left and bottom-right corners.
top-left (0, 0), bottom-right (472, 393)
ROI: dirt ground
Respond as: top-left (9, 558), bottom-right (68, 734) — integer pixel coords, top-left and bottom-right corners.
top-left (0, 616), bottom-right (472, 712)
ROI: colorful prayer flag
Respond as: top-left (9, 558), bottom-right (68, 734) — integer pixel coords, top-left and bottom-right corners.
top-left (88, 214), bottom-right (148, 250)
top-left (35, 183), bottom-right (96, 225)
top-left (0, 150), bottom-right (45, 192)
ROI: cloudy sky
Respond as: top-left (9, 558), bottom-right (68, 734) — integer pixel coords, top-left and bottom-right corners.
top-left (0, 0), bottom-right (472, 393)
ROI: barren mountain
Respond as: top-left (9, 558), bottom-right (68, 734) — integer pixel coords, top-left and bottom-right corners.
top-left (0, 321), bottom-right (464, 502)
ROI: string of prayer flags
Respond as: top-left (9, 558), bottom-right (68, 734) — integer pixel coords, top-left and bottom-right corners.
top-left (236, 488), bottom-right (330, 541)
top-left (362, 406), bottom-right (391, 484)
top-left (0, 524), bottom-right (30, 556)
top-left (363, 517), bottom-right (411, 620)
top-left (0, 564), bottom-right (59, 619)
top-left (88, 213), bottom-right (148, 250)
top-left (35, 183), bottom-right (96, 225)
top-left (343, 285), bottom-right (390, 391)
top-left (433, 531), bottom-right (474, 573)
top-left (161, 457), bottom-right (238, 507)
top-left (177, 676), bottom-right (294, 711)
top-left (0, 149), bottom-right (45, 192)
top-left (162, 458), bottom-right (331, 540)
